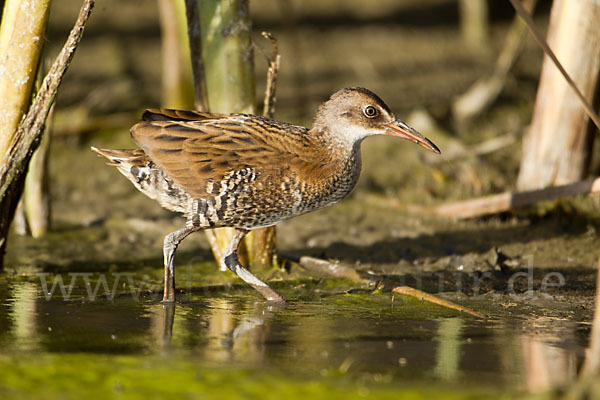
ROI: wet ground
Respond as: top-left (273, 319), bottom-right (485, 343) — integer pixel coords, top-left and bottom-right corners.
top-left (0, 278), bottom-right (593, 399)
top-left (2, 0), bottom-right (600, 398)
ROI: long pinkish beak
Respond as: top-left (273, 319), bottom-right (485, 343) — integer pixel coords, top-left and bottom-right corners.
top-left (385, 120), bottom-right (441, 154)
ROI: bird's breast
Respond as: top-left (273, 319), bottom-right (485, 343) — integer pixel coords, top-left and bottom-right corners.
top-left (286, 151), bottom-right (362, 216)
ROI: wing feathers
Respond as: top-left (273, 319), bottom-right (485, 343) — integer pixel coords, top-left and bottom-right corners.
top-left (129, 109), bottom-right (314, 198)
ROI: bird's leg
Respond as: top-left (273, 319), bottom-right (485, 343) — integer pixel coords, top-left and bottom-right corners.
top-left (162, 226), bottom-right (196, 303)
top-left (222, 228), bottom-right (286, 303)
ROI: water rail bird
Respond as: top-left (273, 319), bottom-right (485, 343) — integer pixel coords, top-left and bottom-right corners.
top-left (92, 87), bottom-right (440, 303)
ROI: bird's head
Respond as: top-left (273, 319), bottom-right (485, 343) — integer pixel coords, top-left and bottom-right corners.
top-left (313, 87), bottom-right (440, 154)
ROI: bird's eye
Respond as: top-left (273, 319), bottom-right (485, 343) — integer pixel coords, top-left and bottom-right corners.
top-left (363, 105), bottom-right (377, 118)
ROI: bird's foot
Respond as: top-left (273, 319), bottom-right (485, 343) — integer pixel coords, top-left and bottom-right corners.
top-left (254, 285), bottom-right (286, 304)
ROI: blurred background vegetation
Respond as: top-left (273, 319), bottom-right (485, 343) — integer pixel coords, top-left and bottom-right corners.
top-left (41, 0), bottom-right (558, 210)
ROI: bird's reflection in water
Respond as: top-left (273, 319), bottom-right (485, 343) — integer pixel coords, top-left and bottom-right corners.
top-left (156, 303), bottom-right (175, 350)
top-left (150, 297), bottom-right (285, 363)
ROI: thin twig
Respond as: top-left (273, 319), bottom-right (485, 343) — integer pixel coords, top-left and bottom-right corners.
top-left (0, 0), bottom-right (95, 253)
top-left (248, 31), bottom-right (282, 268)
top-left (508, 0), bottom-right (600, 131)
top-left (261, 31), bottom-right (280, 118)
top-left (433, 176), bottom-right (600, 219)
top-left (392, 286), bottom-right (485, 319)
top-left (184, 0), bottom-right (209, 112)
top-left (289, 254), bottom-right (375, 284)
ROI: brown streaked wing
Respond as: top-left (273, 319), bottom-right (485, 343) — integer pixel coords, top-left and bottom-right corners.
top-left (130, 110), bottom-right (311, 198)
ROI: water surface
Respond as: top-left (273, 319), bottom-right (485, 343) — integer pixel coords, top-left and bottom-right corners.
top-left (0, 277), bottom-right (589, 399)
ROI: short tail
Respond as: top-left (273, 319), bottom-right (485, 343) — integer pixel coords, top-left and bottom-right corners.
top-left (90, 145), bottom-right (186, 213)
top-left (91, 146), bottom-right (146, 166)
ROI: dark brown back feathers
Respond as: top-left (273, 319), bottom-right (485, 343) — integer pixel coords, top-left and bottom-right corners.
top-left (130, 109), bottom-right (335, 199)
